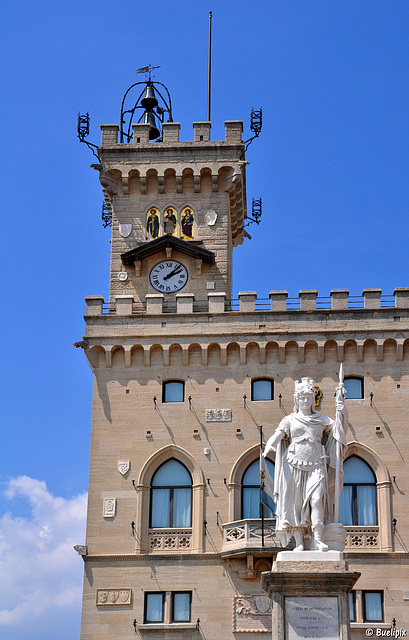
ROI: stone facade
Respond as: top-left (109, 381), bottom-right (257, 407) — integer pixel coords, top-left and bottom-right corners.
top-left (79, 117), bottom-right (409, 639)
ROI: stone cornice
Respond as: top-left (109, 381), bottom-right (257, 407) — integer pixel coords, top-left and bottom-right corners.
top-left (83, 552), bottom-right (222, 563)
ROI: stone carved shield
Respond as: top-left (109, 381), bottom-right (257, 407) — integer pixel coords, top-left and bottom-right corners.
top-left (205, 209), bottom-right (217, 226)
top-left (120, 590), bottom-right (130, 603)
top-left (119, 223), bottom-right (132, 238)
top-left (254, 596), bottom-right (270, 614)
top-left (118, 460), bottom-right (130, 475)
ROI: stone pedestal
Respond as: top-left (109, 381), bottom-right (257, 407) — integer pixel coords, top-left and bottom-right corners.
top-left (261, 552), bottom-right (360, 640)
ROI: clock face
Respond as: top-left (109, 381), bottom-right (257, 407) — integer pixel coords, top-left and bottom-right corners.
top-left (149, 260), bottom-right (188, 293)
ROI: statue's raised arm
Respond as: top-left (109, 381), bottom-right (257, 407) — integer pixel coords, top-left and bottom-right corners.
top-left (263, 375), bottom-right (348, 552)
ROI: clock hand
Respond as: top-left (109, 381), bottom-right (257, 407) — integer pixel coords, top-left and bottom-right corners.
top-left (163, 266), bottom-right (183, 281)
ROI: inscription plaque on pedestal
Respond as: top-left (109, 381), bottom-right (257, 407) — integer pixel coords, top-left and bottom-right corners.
top-left (285, 596), bottom-right (339, 640)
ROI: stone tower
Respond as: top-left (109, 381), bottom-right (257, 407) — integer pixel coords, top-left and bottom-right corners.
top-left (78, 80), bottom-right (409, 639)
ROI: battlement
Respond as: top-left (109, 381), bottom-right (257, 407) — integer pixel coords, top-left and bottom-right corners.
top-left (85, 287), bottom-right (409, 316)
top-left (100, 120), bottom-right (243, 147)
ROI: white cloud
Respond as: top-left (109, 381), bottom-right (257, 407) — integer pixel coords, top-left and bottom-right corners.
top-left (0, 476), bottom-right (87, 640)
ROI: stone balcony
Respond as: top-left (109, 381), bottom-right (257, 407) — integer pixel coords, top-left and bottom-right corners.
top-left (221, 520), bottom-right (380, 557)
top-left (221, 519), bottom-right (282, 557)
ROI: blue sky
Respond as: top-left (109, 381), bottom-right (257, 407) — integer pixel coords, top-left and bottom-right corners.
top-left (1, 1), bottom-right (409, 638)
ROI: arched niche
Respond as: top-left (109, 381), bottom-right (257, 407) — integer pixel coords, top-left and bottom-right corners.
top-left (363, 339), bottom-right (377, 362)
top-left (169, 343), bottom-right (183, 367)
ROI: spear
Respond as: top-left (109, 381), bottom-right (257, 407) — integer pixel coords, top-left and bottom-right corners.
top-left (334, 363), bottom-right (345, 522)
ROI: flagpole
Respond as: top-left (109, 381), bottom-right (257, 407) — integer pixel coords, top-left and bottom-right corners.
top-left (260, 425), bottom-right (264, 547)
top-left (334, 363), bottom-right (344, 522)
top-left (207, 11), bottom-right (212, 122)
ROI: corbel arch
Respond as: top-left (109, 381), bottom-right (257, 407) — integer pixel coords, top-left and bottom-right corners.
top-left (135, 445), bottom-right (206, 553)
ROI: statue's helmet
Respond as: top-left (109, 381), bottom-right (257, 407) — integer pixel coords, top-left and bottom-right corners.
top-left (294, 377), bottom-right (315, 398)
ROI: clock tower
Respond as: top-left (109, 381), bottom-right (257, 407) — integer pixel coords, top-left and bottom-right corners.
top-left (97, 98), bottom-right (247, 312)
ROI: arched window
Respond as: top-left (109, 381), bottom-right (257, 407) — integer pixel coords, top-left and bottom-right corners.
top-left (251, 378), bottom-right (274, 401)
top-left (340, 456), bottom-right (376, 525)
top-left (242, 459), bottom-right (275, 519)
top-left (150, 459), bottom-right (192, 528)
top-left (344, 376), bottom-right (364, 399)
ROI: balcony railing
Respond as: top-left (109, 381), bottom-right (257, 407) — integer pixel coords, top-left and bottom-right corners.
top-left (344, 526), bottom-right (379, 550)
top-left (221, 520), bottom-right (380, 554)
top-left (222, 519), bottom-right (281, 554)
top-left (148, 528), bottom-right (192, 552)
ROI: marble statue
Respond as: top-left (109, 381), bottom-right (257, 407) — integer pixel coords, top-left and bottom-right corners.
top-left (263, 374), bottom-right (348, 551)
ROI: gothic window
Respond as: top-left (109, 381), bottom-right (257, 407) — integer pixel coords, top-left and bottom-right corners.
top-left (251, 378), bottom-right (274, 401)
top-left (344, 376), bottom-right (364, 399)
top-left (162, 380), bottom-right (185, 403)
top-left (150, 459), bottom-right (192, 528)
top-left (340, 456), bottom-right (377, 525)
top-left (242, 459), bottom-right (275, 519)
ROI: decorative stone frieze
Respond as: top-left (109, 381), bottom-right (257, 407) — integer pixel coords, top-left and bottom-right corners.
top-left (205, 409), bottom-right (232, 422)
top-left (96, 589), bottom-right (132, 605)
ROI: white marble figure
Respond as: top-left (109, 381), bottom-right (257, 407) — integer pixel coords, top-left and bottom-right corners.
top-left (263, 375), bottom-right (348, 551)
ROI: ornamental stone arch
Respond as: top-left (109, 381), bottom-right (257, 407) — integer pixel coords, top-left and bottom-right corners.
top-left (345, 441), bottom-right (392, 551)
top-left (135, 444), bottom-right (206, 553)
top-left (228, 444), bottom-right (275, 523)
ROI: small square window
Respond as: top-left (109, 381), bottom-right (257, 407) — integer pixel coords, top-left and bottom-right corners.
top-left (251, 378), bottom-right (274, 401)
top-left (163, 380), bottom-right (184, 403)
top-left (172, 592), bottom-right (191, 622)
top-left (363, 591), bottom-right (383, 623)
top-left (145, 592), bottom-right (165, 623)
top-left (344, 377), bottom-right (364, 399)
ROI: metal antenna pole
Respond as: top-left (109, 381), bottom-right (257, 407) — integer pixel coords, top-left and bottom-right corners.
top-left (207, 11), bottom-right (212, 122)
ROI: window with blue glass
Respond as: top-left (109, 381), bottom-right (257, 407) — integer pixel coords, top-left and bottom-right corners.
top-left (242, 459), bottom-right (275, 518)
top-left (349, 592), bottom-right (356, 622)
top-left (144, 591), bottom-right (192, 624)
top-left (145, 592), bottom-right (165, 623)
top-left (162, 380), bottom-right (184, 403)
top-left (172, 592), bottom-right (191, 622)
top-left (363, 591), bottom-right (383, 622)
top-left (340, 456), bottom-right (377, 526)
top-left (344, 376), bottom-right (364, 399)
top-left (150, 459), bottom-right (192, 528)
top-left (251, 378), bottom-right (274, 401)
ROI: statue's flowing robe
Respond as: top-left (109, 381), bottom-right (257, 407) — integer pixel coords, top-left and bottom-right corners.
top-left (265, 412), bottom-right (347, 546)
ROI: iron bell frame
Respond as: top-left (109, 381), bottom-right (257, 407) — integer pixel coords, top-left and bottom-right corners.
top-left (119, 78), bottom-right (173, 143)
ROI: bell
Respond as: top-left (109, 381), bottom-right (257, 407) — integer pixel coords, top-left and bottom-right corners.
top-left (142, 110), bottom-right (161, 140)
top-left (141, 82), bottom-right (158, 109)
